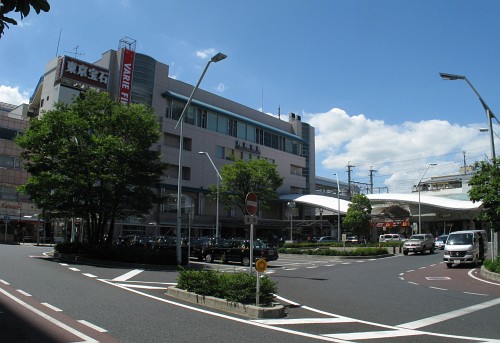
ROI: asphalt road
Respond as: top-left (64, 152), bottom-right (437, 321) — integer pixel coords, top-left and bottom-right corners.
top-left (1, 244), bottom-right (499, 342)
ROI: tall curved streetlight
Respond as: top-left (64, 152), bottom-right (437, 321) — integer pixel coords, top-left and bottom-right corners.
top-left (439, 73), bottom-right (497, 165)
top-left (440, 72), bottom-right (498, 259)
top-left (417, 163), bottom-right (436, 234)
top-left (174, 52), bottom-right (227, 264)
top-left (198, 151), bottom-right (222, 238)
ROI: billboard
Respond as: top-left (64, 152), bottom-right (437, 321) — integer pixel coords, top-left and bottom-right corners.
top-left (119, 48), bottom-right (135, 104)
top-left (55, 56), bottom-right (109, 90)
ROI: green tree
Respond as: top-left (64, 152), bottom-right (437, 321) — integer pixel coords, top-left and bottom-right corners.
top-left (343, 194), bottom-right (372, 242)
top-left (15, 90), bottom-right (167, 244)
top-left (0, 0), bottom-right (50, 37)
top-left (468, 159), bottom-right (500, 231)
top-left (212, 158), bottom-right (284, 215)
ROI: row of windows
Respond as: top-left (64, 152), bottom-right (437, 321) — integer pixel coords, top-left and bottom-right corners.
top-left (0, 155), bottom-right (20, 169)
top-left (165, 98), bottom-right (301, 155)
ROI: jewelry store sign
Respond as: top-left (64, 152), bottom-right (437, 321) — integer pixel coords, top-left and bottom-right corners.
top-left (55, 56), bottom-right (109, 90)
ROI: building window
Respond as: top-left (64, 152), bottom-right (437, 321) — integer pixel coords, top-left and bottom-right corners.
top-left (0, 156), bottom-right (20, 169)
top-left (0, 127), bottom-right (19, 141)
top-left (207, 112), bottom-right (217, 131)
top-left (228, 119), bottom-right (237, 137)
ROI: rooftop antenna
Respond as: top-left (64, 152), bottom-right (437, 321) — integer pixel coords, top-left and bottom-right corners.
top-left (261, 88), bottom-right (264, 113)
top-left (118, 37), bottom-right (137, 51)
top-left (65, 46), bottom-right (84, 59)
top-left (55, 28), bottom-right (62, 57)
top-left (278, 105), bottom-right (281, 120)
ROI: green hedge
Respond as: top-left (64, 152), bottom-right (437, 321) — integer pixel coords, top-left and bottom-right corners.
top-left (54, 242), bottom-right (180, 265)
top-left (177, 269), bottom-right (278, 306)
top-left (283, 242), bottom-right (402, 249)
top-left (484, 257), bottom-right (500, 274)
top-left (278, 247), bottom-right (389, 256)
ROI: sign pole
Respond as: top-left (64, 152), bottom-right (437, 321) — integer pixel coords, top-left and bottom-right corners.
top-left (250, 222), bottom-right (254, 274)
top-left (256, 270), bottom-right (260, 306)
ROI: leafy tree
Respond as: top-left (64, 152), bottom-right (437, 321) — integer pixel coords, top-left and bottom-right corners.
top-left (15, 90), bottom-right (167, 244)
top-left (0, 0), bottom-right (50, 38)
top-left (212, 158), bottom-right (284, 215)
top-left (468, 159), bottom-right (500, 231)
top-left (343, 194), bottom-right (372, 242)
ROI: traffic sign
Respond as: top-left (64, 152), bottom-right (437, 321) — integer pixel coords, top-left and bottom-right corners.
top-left (245, 192), bottom-right (258, 215)
top-left (255, 258), bottom-right (267, 272)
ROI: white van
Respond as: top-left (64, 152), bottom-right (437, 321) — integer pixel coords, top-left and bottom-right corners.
top-left (443, 230), bottom-right (488, 268)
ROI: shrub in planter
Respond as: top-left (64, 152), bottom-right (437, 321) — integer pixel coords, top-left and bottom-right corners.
top-left (177, 269), bottom-right (278, 306)
top-left (484, 257), bottom-right (500, 273)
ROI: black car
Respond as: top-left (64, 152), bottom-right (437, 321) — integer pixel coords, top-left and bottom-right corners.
top-left (202, 239), bottom-right (279, 266)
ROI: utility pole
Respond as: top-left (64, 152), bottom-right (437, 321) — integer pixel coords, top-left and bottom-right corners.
top-left (369, 167), bottom-right (377, 194)
top-left (347, 162), bottom-right (355, 200)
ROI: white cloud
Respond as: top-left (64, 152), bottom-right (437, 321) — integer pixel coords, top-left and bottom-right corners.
top-left (0, 85), bottom-right (29, 105)
top-left (196, 48), bottom-right (217, 59)
top-left (216, 83), bottom-right (226, 92)
top-left (303, 108), bottom-right (495, 193)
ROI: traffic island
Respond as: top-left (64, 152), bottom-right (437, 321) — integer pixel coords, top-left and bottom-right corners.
top-left (166, 286), bottom-right (285, 319)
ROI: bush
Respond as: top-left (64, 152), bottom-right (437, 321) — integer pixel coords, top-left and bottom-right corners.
top-left (54, 242), bottom-right (179, 265)
top-left (278, 246), bottom-right (389, 256)
top-left (177, 269), bottom-right (278, 306)
top-left (484, 257), bottom-right (500, 273)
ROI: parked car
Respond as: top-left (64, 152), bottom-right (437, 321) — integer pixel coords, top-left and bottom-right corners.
top-left (202, 239), bottom-right (279, 266)
top-left (402, 234), bottom-right (435, 255)
top-left (379, 234), bottom-right (402, 243)
top-left (317, 236), bottom-right (336, 243)
top-left (434, 235), bottom-right (448, 250)
top-left (345, 235), bottom-right (359, 244)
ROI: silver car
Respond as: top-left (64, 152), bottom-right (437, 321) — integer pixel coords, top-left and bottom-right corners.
top-left (434, 235), bottom-right (448, 250)
top-left (403, 234), bottom-right (435, 255)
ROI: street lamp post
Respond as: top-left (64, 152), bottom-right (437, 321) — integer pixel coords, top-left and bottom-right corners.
top-left (287, 201), bottom-right (295, 242)
top-left (174, 52), bottom-right (226, 264)
top-left (198, 151), bottom-right (222, 238)
top-left (334, 172), bottom-right (341, 241)
top-left (440, 72), bottom-right (498, 259)
top-left (439, 73), bottom-right (497, 164)
top-left (417, 163), bottom-right (436, 234)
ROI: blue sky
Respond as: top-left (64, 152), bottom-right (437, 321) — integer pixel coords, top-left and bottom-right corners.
top-left (1, 0), bottom-right (499, 193)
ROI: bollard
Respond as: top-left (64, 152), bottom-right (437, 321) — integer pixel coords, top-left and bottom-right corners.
top-left (393, 246), bottom-right (396, 254)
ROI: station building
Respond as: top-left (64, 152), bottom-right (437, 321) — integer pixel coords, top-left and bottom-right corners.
top-left (26, 39), bottom-right (316, 241)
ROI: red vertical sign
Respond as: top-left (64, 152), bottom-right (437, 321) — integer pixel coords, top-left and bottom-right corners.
top-left (119, 49), bottom-right (135, 105)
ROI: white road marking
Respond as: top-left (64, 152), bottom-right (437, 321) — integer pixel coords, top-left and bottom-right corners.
top-left (0, 287), bottom-right (99, 343)
top-left (78, 320), bottom-right (108, 333)
top-left (429, 286), bottom-right (447, 291)
top-left (112, 269), bottom-right (144, 281)
top-left (0, 279), bottom-right (10, 285)
top-left (425, 277), bottom-right (450, 280)
top-left (17, 289), bottom-right (31, 296)
top-left (463, 292), bottom-right (488, 296)
top-left (82, 273), bottom-right (98, 278)
top-left (397, 297), bottom-right (500, 330)
top-left (253, 317), bottom-right (354, 325)
top-left (324, 328), bottom-right (420, 340)
top-left (59, 263), bottom-right (69, 266)
top-left (408, 281), bottom-right (419, 286)
top-left (42, 302), bottom-right (63, 312)
top-left (69, 267), bottom-right (81, 272)
top-left (468, 269), bottom-right (500, 286)
top-left (113, 283), bottom-right (169, 290)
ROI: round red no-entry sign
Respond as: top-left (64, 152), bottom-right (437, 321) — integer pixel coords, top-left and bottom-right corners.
top-left (245, 192), bottom-right (258, 215)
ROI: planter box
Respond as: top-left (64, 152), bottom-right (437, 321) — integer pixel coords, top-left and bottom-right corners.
top-left (166, 286), bottom-right (285, 319)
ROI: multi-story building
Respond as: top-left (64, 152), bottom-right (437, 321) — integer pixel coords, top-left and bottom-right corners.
top-left (0, 102), bottom-right (47, 243)
top-left (27, 38), bottom-right (315, 241)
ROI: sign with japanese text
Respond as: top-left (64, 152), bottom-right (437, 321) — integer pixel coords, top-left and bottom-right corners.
top-left (55, 56), bottom-right (109, 90)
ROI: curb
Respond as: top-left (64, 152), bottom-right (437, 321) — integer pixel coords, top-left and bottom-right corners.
top-left (480, 266), bottom-right (500, 282)
top-left (166, 286), bottom-right (285, 319)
